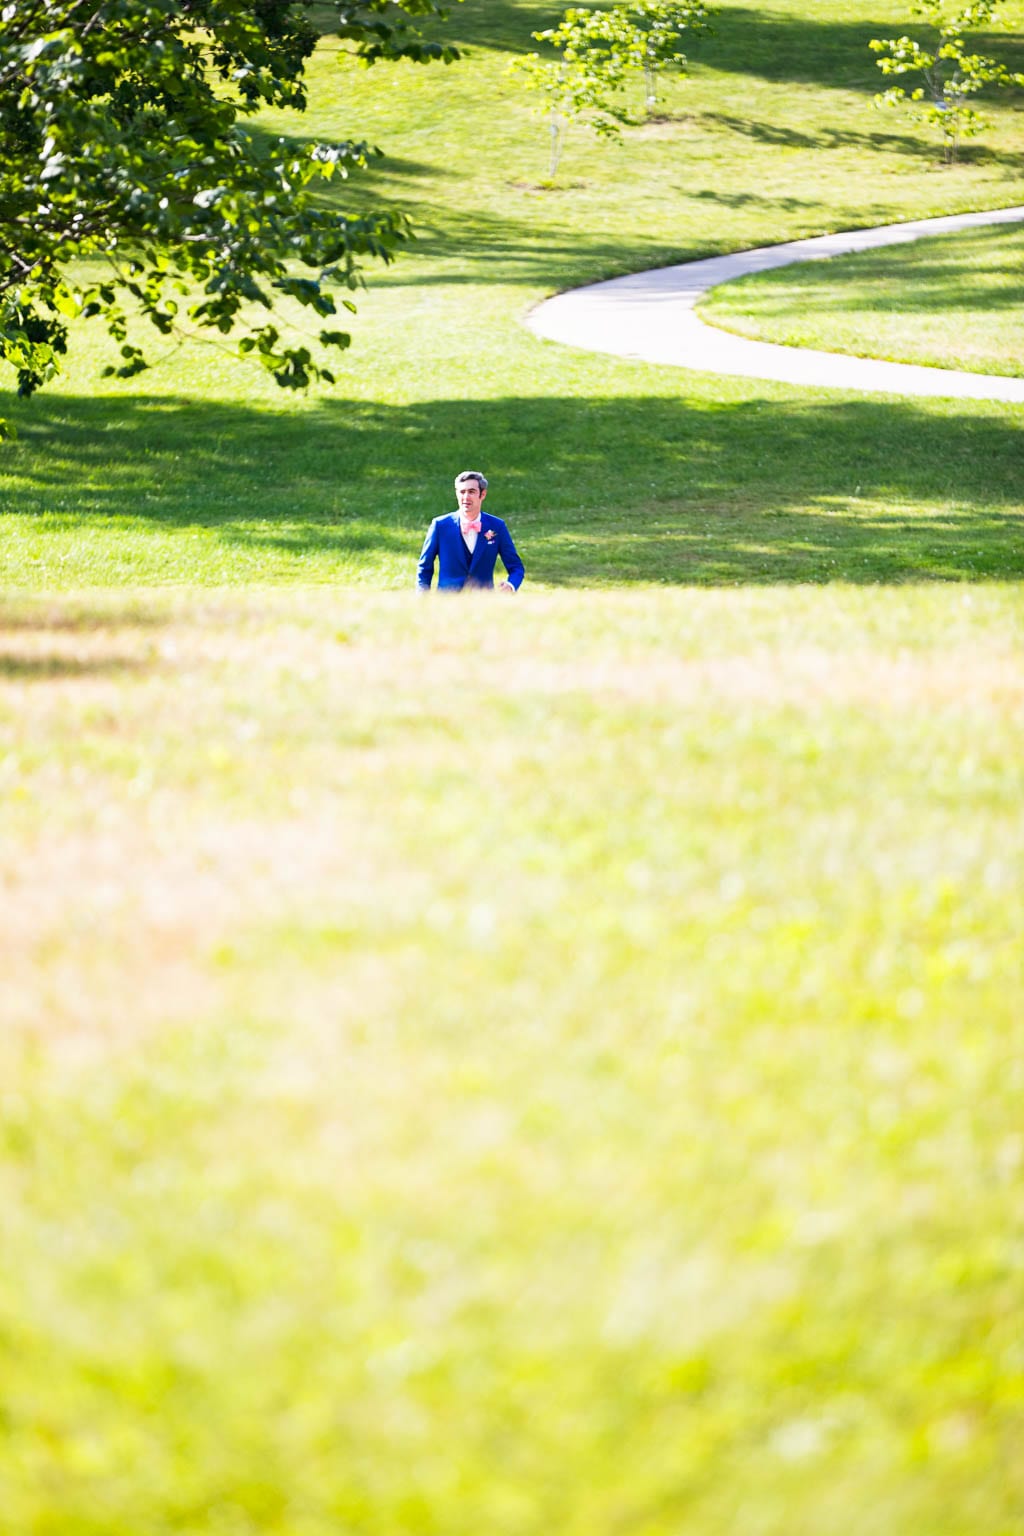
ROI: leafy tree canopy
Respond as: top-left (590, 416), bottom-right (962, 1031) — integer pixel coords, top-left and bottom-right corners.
top-left (0, 0), bottom-right (458, 433)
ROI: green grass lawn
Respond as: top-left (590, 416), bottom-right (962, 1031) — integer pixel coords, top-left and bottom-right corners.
top-left (699, 222), bottom-right (1024, 375)
top-left (2, 0), bottom-right (1024, 587)
top-left (2, 1), bottom-right (1023, 1531)
top-left (3, 585), bottom-right (1023, 1534)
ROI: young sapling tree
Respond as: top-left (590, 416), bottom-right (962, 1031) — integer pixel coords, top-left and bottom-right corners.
top-left (512, 7), bottom-right (643, 179)
top-left (870, 0), bottom-right (1024, 164)
top-left (630, 0), bottom-right (710, 116)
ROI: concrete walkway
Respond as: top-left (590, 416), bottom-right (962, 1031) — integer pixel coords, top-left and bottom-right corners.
top-left (525, 205), bottom-right (1024, 402)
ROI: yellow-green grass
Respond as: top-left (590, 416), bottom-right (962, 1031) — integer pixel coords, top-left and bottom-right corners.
top-left (2, 586), bottom-right (1023, 1533)
top-left (2, 2), bottom-right (1024, 1531)
top-left (699, 223), bottom-right (1024, 376)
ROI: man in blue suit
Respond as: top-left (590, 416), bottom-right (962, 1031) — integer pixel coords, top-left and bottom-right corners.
top-left (416, 470), bottom-right (524, 593)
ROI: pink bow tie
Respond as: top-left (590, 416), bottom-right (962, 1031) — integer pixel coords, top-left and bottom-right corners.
top-left (461, 519), bottom-right (481, 535)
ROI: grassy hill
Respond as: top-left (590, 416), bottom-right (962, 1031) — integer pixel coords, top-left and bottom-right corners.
top-left (1, 3), bottom-right (1022, 1533)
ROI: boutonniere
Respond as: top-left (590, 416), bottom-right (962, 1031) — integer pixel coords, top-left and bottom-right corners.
top-left (484, 529), bottom-right (497, 542)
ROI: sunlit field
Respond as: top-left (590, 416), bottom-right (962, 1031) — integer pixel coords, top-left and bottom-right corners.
top-left (2, 0), bottom-right (1023, 1531)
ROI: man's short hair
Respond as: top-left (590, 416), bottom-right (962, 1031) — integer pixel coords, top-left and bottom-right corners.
top-left (455, 470), bottom-right (488, 492)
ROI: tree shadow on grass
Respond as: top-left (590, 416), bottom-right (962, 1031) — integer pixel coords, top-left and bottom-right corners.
top-left (334, 0), bottom-right (1024, 79)
top-left (698, 110), bottom-right (1024, 169)
top-left (0, 599), bottom-right (165, 678)
top-left (364, 221), bottom-right (689, 288)
top-left (697, 7), bottom-right (1024, 94)
top-left (244, 123), bottom-right (715, 287)
top-left (0, 599), bottom-right (170, 631)
top-left (0, 654), bottom-right (150, 680)
top-left (700, 112), bottom-right (924, 160)
top-left (2, 389), bottom-right (1021, 586)
top-left (537, 508), bottom-right (1022, 587)
top-left (730, 238), bottom-right (1024, 322)
top-left (309, 0), bottom-right (549, 56)
top-left (316, 182), bottom-right (750, 291)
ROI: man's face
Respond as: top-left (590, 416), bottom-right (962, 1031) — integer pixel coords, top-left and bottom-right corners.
top-left (456, 480), bottom-right (486, 519)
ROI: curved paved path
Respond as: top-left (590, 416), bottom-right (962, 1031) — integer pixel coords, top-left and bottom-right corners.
top-left (525, 205), bottom-right (1024, 402)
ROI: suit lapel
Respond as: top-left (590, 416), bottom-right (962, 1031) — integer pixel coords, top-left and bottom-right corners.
top-left (468, 514), bottom-right (490, 573)
top-left (450, 512), bottom-right (471, 571)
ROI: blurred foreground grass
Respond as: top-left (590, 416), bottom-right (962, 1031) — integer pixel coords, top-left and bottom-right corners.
top-left (2, 586), bottom-right (1022, 1534)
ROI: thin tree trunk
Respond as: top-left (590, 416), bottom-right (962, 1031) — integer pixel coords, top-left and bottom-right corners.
top-left (549, 110), bottom-right (565, 178)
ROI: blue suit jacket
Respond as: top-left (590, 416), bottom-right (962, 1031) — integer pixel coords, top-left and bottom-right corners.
top-left (417, 511), bottom-right (524, 592)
